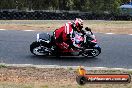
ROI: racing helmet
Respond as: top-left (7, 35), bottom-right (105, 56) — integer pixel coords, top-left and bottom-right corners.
top-left (74, 18), bottom-right (83, 31)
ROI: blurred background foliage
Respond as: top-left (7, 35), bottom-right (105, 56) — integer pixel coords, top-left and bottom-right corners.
top-left (0, 0), bottom-right (130, 14)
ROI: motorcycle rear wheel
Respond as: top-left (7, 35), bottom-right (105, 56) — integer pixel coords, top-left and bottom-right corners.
top-left (30, 41), bottom-right (49, 56)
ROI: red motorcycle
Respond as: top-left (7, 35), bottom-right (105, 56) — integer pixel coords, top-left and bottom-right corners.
top-left (30, 28), bottom-right (101, 58)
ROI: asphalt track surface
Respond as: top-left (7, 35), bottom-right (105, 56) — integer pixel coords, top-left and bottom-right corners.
top-left (0, 30), bottom-right (132, 69)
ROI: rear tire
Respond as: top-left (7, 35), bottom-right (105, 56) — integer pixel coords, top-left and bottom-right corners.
top-left (30, 41), bottom-right (48, 56)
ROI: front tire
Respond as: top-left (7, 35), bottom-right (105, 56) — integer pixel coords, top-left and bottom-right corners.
top-left (82, 46), bottom-right (101, 58)
top-left (91, 46), bottom-right (101, 57)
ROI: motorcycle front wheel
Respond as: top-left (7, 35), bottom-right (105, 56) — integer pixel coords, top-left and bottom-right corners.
top-left (82, 46), bottom-right (101, 58)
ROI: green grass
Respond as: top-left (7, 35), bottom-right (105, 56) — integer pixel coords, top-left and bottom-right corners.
top-left (0, 66), bottom-right (131, 88)
top-left (40, 85), bottom-right (49, 88)
top-left (0, 64), bottom-right (7, 68)
top-left (67, 67), bottom-right (73, 71)
top-left (127, 71), bottom-right (132, 75)
top-left (0, 82), bottom-right (33, 88)
top-left (0, 83), bottom-right (131, 88)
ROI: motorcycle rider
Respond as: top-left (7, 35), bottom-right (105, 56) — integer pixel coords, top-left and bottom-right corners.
top-left (54, 18), bottom-right (84, 51)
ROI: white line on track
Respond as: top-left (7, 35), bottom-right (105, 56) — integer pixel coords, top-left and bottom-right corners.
top-left (1, 63), bottom-right (132, 71)
top-left (105, 33), bottom-right (115, 35)
top-left (23, 30), bottom-right (35, 31)
top-left (129, 34), bottom-right (132, 35)
top-left (0, 29), bottom-right (6, 30)
top-left (1, 29), bottom-right (132, 36)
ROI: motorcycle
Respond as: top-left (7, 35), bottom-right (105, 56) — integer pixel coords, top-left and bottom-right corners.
top-left (30, 28), bottom-right (101, 58)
